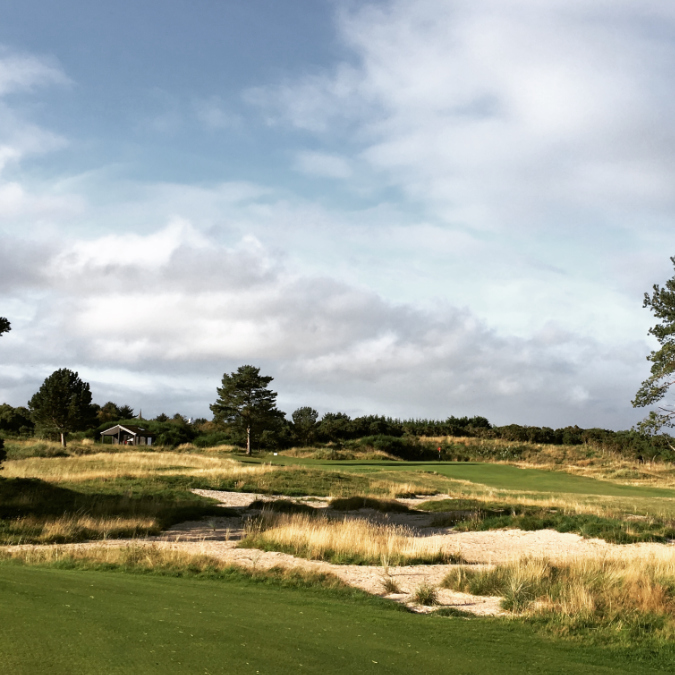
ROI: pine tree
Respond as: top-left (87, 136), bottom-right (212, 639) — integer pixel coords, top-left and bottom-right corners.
top-left (210, 365), bottom-right (284, 455)
top-left (633, 256), bottom-right (675, 432)
top-left (28, 369), bottom-right (97, 447)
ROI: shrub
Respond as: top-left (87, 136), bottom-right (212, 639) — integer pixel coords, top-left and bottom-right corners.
top-left (413, 582), bottom-right (438, 606)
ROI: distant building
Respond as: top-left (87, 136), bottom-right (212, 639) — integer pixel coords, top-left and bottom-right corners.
top-left (100, 424), bottom-right (155, 446)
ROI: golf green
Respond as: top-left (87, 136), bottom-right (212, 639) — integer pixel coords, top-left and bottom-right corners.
top-left (0, 565), bottom-right (672, 674)
top-left (256, 457), bottom-right (675, 499)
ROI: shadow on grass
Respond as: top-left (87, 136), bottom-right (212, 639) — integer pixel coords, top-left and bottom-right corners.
top-left (0, 478), bottom-right (232, 544)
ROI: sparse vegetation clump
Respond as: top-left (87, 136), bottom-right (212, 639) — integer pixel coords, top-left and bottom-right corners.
top-left (239, 512), bottom-right (462, 566)
top-left (413, 582), bottom-right (438, 606)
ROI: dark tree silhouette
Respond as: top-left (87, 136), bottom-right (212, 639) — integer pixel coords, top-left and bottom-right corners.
top-left (28, 369), bottom-right (97, 447)
top-left (210, 365), bottom-right (284, 455)
top-left (634, 256), bottom-right (675, 433)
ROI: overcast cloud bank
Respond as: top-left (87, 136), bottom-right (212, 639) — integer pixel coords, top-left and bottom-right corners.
top-left (2, 1), bottom-right (673, 428)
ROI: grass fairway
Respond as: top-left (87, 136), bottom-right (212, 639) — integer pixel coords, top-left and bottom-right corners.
top-left (258, 456), bottom-right (675, 498)
top-left (0, 565), bottom-right (672, 675)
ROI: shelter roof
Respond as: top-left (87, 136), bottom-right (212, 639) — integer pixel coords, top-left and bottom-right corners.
top-left (100, 424), bottom-right (154, 437)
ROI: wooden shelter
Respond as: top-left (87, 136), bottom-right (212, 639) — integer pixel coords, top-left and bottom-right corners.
top-left (100, 424), bottom-right (155, 446)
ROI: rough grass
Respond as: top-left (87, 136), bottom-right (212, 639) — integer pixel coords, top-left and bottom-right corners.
top-left (422, 435), bottom-right (675, 490)
top-left (0, 544), bottom-right (350, 591)
top-left (0, 478), bottom-right (230, 545)
top-left (3, 452), bottom-right (280, 483)
top-left (280, 447), bottom-right (401, 461)
top-left (417, 497), bottom-right (675, 544)
top-left (239, 512), bottom-right (462, 566)
top-left (442, 551), bottom-right (675, 642)
top-left (0, 515), bottom-right (157, 544)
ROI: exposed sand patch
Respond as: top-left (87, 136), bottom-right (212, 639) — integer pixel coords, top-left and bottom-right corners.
top-left (7, 489), bottom-right (675, 617)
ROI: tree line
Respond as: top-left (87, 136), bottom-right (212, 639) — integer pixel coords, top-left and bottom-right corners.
top-left (3, 254), bottom-right (675, 460)
top-left (0, 364), bottom-right (674, 463)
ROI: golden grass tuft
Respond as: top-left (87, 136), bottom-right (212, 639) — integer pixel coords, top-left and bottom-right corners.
top-left (443, 549), bottom-right (675, 634)
top-left (2, 515), bottom-right (157, 544)
top-left (3, 452), bottom-right (280, 483)
top-left (0, 544), bottom-right (347, 590)
top-left (240, 512), bottom-right (460, 565)
top-left (368, 480), bottom-right (437, 499)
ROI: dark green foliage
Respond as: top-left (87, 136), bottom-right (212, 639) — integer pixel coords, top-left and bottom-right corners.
top-left (354, 434), bottom-right (432, 459)
top-left (291, 406), bottom-right (319, 445)
top-left (0, 438), bottom-right (5, 470)
top-left (401, 415), bottom-right (491, 437)
top-left (96, 401), bottom-right (122, 424)
top-left (210, 365), bottom-right (285, 455)
top-left (155, 425), bottom-right (195, 447)
top-left (0, 403), bottom-right (34, 436)
top-left (316, 412), bottom-right (355, 441)
top-left (192, 430), bottom-right (238, 447)
top-left (118, 404), bottom-right (135, 419)
top-left (0, 317), bottom-right (9, 337)
top-left (633, 257), bottom-right (675, 433)
top-left (329, 496), bottom-right (411, 513)
top-left (28, 369), bottom-right (98, 446)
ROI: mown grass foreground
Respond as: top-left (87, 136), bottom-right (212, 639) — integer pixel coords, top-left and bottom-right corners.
top-left (1, 563), bottom-right (673, 675)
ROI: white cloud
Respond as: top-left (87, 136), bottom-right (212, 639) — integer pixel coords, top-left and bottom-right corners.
top-left (0, 51), bottom-right (69, 95)
top-left (0, 222), bottom-right (653, 427)
top-left (250, 0), bottom-right (675, 232)
top-left (294, 151), bottom-right (352, 179)
top-left (193, 97), bottom-right (241, 129)
top-left (0, 34), bottom-right (664, 428)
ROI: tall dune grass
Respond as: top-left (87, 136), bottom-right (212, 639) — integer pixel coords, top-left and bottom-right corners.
top-left (240, 512), bottom-right (461, 565)
top-left (442, 550), bottom-right (675, 638)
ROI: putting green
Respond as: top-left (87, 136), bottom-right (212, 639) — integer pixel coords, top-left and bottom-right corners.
top-left (0, 565), bottom-right (671, 674)
top-left (256, 456), bottom-right (675, 499)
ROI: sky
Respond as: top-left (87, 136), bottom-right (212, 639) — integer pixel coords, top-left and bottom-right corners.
top-left (1, 0), bottom-right (674, 428)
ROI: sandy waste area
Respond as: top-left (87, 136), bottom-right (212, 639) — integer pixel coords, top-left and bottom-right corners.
top-left (6, 489), bottom-right (675, 617)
